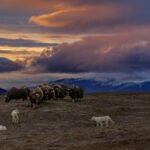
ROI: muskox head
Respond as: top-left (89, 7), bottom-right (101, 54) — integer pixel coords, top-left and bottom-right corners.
top-left (67, 87), bottom-right (73, 94)
top-left (50, 88), bottom-right (56, 98)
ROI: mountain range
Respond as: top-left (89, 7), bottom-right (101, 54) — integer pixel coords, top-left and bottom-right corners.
top-left (1, 78), bottom-right (150, 94)
top-left (53, 78), bottom-right (150, 93)
top-left (0, 88), bottom-right (6, 95)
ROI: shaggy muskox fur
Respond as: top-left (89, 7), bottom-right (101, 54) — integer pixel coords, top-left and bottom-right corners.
top-left (46, 85), bottom-right (56, 100)
top-left (29, 87), bottom-right (44, 107)
top-left (38, 84), bottom-right (56, 100)
top-left (50, 84), bottom-right (67, 99)
top-left (5, 87), bottom-right (30, 102)
top-left (38, 85), bottom-right (50, 101)
top-left (68, 86), bottom-right (84, 102)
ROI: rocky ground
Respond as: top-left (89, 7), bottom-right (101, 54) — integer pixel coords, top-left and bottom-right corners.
top-left (0, 93), bottom-right (150, 150)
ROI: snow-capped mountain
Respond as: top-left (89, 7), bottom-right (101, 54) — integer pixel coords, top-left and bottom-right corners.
top-left (0, 88), bottom-right (6, 95)
top-left (53, 78), bottom-right (150, 93)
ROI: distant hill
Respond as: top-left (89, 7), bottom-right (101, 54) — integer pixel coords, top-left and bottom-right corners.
top-left (52, 78), bottom-right (150, 93)
top-left (0, 88), bottom-right (6, 95)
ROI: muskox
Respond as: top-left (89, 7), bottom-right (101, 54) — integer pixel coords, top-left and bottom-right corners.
top-left (29, 87), bottom-right (44, 107)
top-left (49, 84), bottom-right (61, 99)
top-left (5, 87), bottom-right (30, 102)
top-left (50, 84), bottom-right (67, 99)
top-left (46, 85), bottom-right (56, 100)
top-left (38, 84), bottom-right (50, 101)
top-left (59, 84), bottom-right (68, 98)
top-left (38, 84), bottom-right (55, 101)
top-left (68, 86), bottom-right (84, 102)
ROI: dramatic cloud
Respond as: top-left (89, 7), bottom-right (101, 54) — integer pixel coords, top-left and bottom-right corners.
top-left (0, 57), bottom-right (23, 72)
top-left (1, 0), bottom-right (150, 87)
top-left (29, 3), bottom-right (128, 33)
top-left (29, 0), bottom-right (150, 33)
top-left (0, 38), bottom-right (58, 47)
top-left (31, 35), bottom-right (150, 73)
top-left (29, 5), bottom-right (124, 26)
top-left (0, 0), bottom-right (150, 35)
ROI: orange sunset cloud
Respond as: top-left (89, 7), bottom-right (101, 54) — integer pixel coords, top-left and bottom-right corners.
top-left (29, 4), bottom-right (128, 29)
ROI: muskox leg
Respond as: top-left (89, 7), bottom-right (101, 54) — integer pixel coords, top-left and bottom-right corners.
top-left (72, 99), bottom-right (76, 103)
top-left (31, 103), bottom-right (39, 109)
top-left (75, 99), bottom-right (78, 102)
top-left (27, 96), bottom-right (32, 107)
top-left (29, 99), bottom-right (34, 108)
top-left (32, 98), bottom-right (41, 109)
top-left (32, 103), bottom-right (38, 109)
top-left (25, 97), bottom-right (32, 107)
top-left (78, 98), bottom-right (81, 102)
top-left (30, 103), bottom-right (33, 108)
top-left (45, 96), bottom-right (49, 101)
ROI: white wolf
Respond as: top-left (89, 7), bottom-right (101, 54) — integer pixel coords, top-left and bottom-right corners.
top-left (11, 109), bottom-right (20, 124)
top-left (91, 116), bottom-right (114, 127)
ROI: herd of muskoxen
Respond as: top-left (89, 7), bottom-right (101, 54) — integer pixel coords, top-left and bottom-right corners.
top-left (5, 84), bottom-right (84, 108)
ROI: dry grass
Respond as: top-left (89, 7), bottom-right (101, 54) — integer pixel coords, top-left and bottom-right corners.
top-left (0, 93), bottom-right (150, 150)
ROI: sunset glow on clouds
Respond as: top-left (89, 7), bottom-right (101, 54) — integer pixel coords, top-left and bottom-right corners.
top-left (1, 0), bottom-right (150, 87)
top-left (29, 4), bottom-right (127, 29)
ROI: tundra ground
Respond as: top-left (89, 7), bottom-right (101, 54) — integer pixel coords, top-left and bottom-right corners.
top-left (0, 93), bottom-right (150, 150)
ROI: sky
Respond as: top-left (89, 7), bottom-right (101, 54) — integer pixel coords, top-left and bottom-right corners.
top-left (1, 0), bottom-right (150, 88)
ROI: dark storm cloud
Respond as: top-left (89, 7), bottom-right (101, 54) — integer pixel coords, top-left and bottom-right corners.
top-left (31, 36), bottom-right (150, 73)
top-left (0, 57), bottom-right (23, 72)
top-left (0, 38), bottom-right (58, 47)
